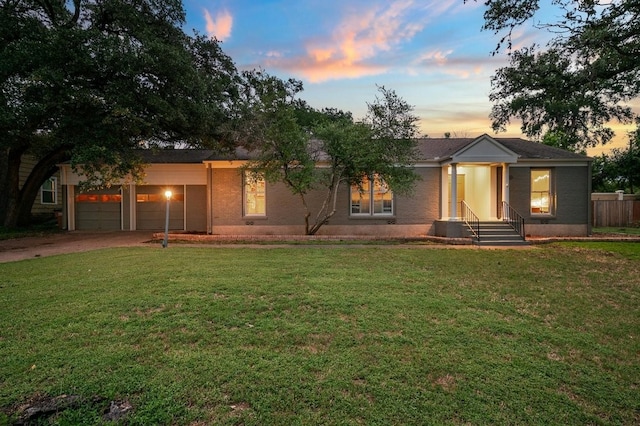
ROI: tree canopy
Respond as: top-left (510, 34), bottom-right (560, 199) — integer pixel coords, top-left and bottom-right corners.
top-left (472, 0), bottom-right (640, 151)
top-left (592, 121), bottom-right (640, 193)
top-left (1, 0), bottom-right (240, 227)
top-left (239, 77), bottom-right (421, 235)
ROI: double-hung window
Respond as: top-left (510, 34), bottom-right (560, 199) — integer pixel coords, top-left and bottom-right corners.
top-left (41, 177), bottom-right (57, 204)
top-left (530, 169), bottom-right (553, 214)
top-left (244, 172), bottom-right (266, 216)
top-left (350, 176), bottom-right (393, 216)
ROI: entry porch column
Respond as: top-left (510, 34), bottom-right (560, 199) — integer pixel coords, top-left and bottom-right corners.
top-left (449, 163), bottom-right (458, 220)
top-left (502, 163), bottom-right (510, 219)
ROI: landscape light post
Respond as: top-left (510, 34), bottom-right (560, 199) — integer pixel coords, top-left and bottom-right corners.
top-left (162, 190), bottom-right (172, 248)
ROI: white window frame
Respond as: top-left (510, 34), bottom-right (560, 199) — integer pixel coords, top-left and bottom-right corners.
top-left (244, 172), bottom-right (266, 217)
top-left (350, 175), bottom-right (393, 217)
top-left (41, 177), bottom-right (57, 205)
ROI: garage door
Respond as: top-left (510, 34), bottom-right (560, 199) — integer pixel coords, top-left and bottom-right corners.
top-left (75, 189), bottom-right (122, 230)
top-left (136, 186), bottom-right (184, 231)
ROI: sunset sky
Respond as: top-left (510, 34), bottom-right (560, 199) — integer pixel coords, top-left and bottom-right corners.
top-left (182, 0), bottom-right (636, 155)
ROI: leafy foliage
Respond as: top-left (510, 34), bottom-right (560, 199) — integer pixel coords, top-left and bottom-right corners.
top-left (239, 78), bottom-right (421, 235)
top-left (473, 0), bottom-right (640, 151)
top-left (0, 0), bottom-right (240, 226)
top-left (592, 122), bottom-right (640, 193)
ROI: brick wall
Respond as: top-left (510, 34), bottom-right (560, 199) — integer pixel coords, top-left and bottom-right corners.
top-left (211, 167), bottom-right (441, 234)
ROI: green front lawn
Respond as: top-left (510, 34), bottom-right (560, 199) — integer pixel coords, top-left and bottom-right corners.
top-left (593, 227), bottom-right (640, 235)
top-left (1, 244), bottom-right (639, 424)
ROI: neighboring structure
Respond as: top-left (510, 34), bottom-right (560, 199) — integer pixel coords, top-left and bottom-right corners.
top-left (58, 135), bottom-right (593, 238)
top-left (19, 156), bottom-right (63, 223)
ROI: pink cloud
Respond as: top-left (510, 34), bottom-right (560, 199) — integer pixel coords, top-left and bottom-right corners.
top-left (411, 50), bottom-right (507, 79)
top-left (269, 56), bottom-right (388, 83)
top-left (417, 50), bottom-right (454, 66)
top-left (266, 1), bottom-right (438, 82)
top-left (204, 8), bottom-right (233, 42)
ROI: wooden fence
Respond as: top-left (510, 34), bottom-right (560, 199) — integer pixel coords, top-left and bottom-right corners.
top-left (592, 200), bottom-right (640, 227)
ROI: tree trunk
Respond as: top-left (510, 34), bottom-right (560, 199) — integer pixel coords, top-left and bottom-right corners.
top-left (307, 174), bottom-right (342, 235)
top-left (2, 147), bottom-right (69, 228)
top-left (0, 147), bottom-right (27, 228)
top-left (300, 193), bottom-right (312, 235)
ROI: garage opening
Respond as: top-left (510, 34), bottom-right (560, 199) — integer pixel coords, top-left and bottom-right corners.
top-left (75, 189), bottom-right (122, 230)
top-left (136, 186), bottom-right (185, 231)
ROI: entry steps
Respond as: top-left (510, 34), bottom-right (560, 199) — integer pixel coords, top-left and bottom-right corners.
top-left (469, 221), bottom-right (529, 247)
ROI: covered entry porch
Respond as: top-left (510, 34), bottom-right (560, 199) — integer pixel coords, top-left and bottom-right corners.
top-left (434, 135), bottom-right (519, 238)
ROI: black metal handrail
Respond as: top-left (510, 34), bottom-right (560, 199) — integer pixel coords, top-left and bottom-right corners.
top-left (461, 200), bottom-right (480, 241)
top-left (501, 201), bottom-right (526, 241)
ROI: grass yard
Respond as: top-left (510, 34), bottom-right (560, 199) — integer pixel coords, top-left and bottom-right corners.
top-left (592, 227), bottom-right (640, 236)
top-left (0, 243), bottom-right (638, 425)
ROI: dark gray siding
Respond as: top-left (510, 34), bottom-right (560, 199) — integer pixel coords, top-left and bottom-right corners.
top-left (509, 166), bottom-right (590, 225)
top-left (555, 166), bottom-right (590, 224)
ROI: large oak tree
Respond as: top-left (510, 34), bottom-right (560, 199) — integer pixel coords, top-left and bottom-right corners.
top-left (1, 0), bottom-right (240, 227)
top-left (471, 0), bottom-right (640, 151)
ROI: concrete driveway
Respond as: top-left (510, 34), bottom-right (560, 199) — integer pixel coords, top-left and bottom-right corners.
top-left (0, 231), bottom-right (155, 263)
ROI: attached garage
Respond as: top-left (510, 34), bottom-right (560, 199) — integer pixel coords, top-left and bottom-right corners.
top-left (75, 188), bottom-right (122, 230)
top-left (60, 150), bottom-right (212, 232)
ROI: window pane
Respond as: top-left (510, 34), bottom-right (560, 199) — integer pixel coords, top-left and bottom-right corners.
top-left (41, 178), bottom-right (56, 204)
top-left (245, 173), bottom-right (266, 216)
top-left (351, 177), bottom-right (393, 216)
top-left (351, 180), bottom-right (370, 214)
top-left (531, 170), bottom-right (551, 214)
top-left (42, 191), bottom-right (55, 204)
top-left (137, 193), bottom-right (182, 203)
top-left (373, 179), bottom-right (393, 215)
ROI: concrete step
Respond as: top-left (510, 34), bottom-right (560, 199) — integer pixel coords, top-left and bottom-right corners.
top-left (468, 221), bottom-right (529, 246)
top-left (476, 240), bottom-right (530, 247)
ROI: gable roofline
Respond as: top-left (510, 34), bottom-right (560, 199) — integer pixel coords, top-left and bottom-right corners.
top-left (446, 134), bottom-right (519, 164)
